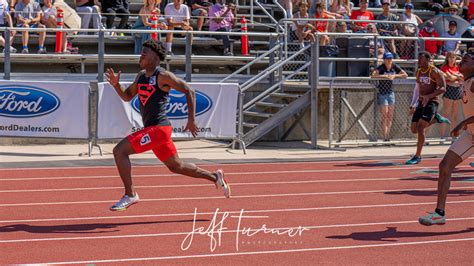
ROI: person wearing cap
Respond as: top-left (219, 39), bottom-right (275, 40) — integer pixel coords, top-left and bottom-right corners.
top-left (371, 52), bottom-right (408, 142)
top-left (377, 1), bottom-right (399, 57)
top-left (399, 3), bottom-right (422, 58)
top-left (441, 20), bottom-right (461, 54)
top-left (418, 21), bottom-right (443, 57)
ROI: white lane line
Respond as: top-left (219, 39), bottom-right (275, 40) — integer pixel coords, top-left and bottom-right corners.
top-left (0, 176), bottom-right (455, 193)
top-left (1, 216), bottom-right (473, 244)
top-left (1, 186), bottom-right (473, 207)
top-left (1, 200), bottom-right (472, 224)
top-left (29, 237), bottom-right (474, 264)
top-left (2, 165), bottom-right (471, 181)
top-left (1, 157), bottom-right (452, 171)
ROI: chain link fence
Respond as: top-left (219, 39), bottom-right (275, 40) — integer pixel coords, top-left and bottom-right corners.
top-left (326, 78), bottom-right (466, 147)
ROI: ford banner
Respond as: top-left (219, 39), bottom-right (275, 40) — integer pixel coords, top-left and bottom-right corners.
top-left (0, 81), bottom-right (90, 139)
top-left (97, 83), bottom-right (239, 139)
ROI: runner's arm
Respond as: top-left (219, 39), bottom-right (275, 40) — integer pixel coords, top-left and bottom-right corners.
top-left (410, 83), bottom-right (419, 108)
top-left (425, 68), bottom-right (446, 98)
top-left (106, 68), bottom-right (138, 102)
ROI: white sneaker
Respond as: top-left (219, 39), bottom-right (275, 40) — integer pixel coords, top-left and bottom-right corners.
top-left (110, 193), bottom-right (139, 211)
top-left (215, 169), bottom-right (231, 198)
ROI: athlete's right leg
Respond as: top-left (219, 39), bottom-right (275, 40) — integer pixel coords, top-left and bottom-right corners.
top-left (113, 137), bottom-right (137, 197)
top-left (437, 150), bottom-right (463, 211)
top-left (415, 120), bottom-right (429, 157)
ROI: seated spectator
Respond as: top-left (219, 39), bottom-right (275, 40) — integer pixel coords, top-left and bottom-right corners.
top-left (441, 20), bottom-right (461, 54)
top-left (368, 0), bottom-right (381, 8)
top-left (209, 0), bottom-right (236, 56)
top-left (388, 0), bottom-right (398, 9)
top-left (40, 0), bottom-right (69, 53)
top-left (186, 0), bottom-right (212, 31)
top-left (0, 0), bottom-right (16, 53)
top-left (293, 1), bottom-right (316, 47)
top-left (313, 2), bottom-right (331, 45)
top-left (418, 21), bottom-right (443, 57)
top-left (446, 4), bottom-right (460, 15)
top-left (75, 0), bottom-right (104, 33)
top-left (399, 3), bottom-right (422, 58)
top-left (469, 0), bottom-right (474, 23)
top-left (350, 0), bottom-right (374, 32)
top-left (371, 51), bottom-right (408, 142)
top-left (376, 1), bottom-right (399, 57)
top-left (367, 23), bottom-right (385, 59)
top-left (330, 0), bottom-right (352, 18)
top-left (165, 0), bottom-right (193, 55)
top-left (15, 0), bottom-right (46, 54)
top-left (461, 24), bottom-right (474, 51)
top-left (101, 0), bottom-right (130, 32)
top-left (132, 0), bottom-right (167, 54)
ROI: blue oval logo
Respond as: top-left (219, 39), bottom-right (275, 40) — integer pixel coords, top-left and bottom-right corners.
top-left (131, 89), bottom-right (212, 119)
top-left (0, 85), bottom-right (61, 118)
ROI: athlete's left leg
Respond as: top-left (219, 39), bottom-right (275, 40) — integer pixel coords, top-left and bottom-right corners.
top-left (163, 153), bottom-right (217, 183)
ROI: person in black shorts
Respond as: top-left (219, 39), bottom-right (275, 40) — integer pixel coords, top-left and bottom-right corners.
top-left (105, 39), bottom-right (230, 211)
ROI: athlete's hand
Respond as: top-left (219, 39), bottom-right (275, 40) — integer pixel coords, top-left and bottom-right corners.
top-left (420, 95), bottom-right (430, 107)
top-left (451, 121), bottom-right (467, 138)
top-left (106, 68), bottom-right (121, 87)
top-left (185, 120), bottom-right (199, 138)
top-left (409, 107), bottom-right (416, 115)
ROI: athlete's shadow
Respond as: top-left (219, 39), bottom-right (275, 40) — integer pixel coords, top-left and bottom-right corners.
top-left (335, 161), bottom-right (402, 168)
top-left (384, 189), bottom-right (474, 197)
top-left (401, 176), bottom-right (474, 182)
top-left (0, 219), bottom-right (209, 234)
top-left (327, 226), bottom-right (474, 242)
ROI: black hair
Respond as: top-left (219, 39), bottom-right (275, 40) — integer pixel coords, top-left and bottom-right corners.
top-left (418, 51), bottom-right (432, 60)
top-left (143, 39), bottom-right (166, 61)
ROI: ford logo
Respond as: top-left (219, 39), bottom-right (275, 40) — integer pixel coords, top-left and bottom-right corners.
top-left (0, 85), bottom-right (60, 118)
top-left (131, 89), bottom-right (212, 119)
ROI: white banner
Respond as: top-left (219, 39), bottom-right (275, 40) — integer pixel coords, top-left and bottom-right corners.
top-left (97, 82), bottom-right (239, 139)
top-left (0, 81), bottom-right (90, 139)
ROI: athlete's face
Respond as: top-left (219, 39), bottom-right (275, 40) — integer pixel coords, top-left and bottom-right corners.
top-left (418, 56), bottom-right (429, 68)
top-left (459, 53), bottom-right (474, 77)
top-left (139, 47), bottom-right (159, 69)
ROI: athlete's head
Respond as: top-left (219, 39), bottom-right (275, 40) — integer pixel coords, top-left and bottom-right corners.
top-left (140, 39), bottom-right (166, 69)
top-left (418, 51), bottom-right (432, 69)
top-left (459, 50), bottom-right (474, 78)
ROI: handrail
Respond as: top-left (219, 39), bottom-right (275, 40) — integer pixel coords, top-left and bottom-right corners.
top-left (220, 43), bottom-right (281, 83)
top-left (273, 0), bottom-right (287, 20)
top-left (241, 45), bottom-right (310, 91)
top-left (255, 0), bottom-right (285, 33)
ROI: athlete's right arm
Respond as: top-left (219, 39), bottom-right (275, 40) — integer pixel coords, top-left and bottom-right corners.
top-left (106, 68), bottom-right (138, 102)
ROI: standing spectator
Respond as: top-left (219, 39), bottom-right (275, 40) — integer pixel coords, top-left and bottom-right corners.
top-left (441, 20), bottom-right (461, 54)
top-left (132, 0), bottom-right (167, 54)
top-left (101, 0), bottom-right (130, 32)
top-left (0, 0), bottom-right (16, 53)
top-left (399, 3), bottom-right (422, 58)
top-left (209, 0), bottom-right (236, 56)
top-left (75, 0), bottom-right (104, 33)
top-left (350, 0), bottom-right (374, 32)
top-left (371, 52), bottom-right (408, 142)
top-left (293, 1), bottom-right (316, 47)
top-left (40, 0), bottom-right (69, 53)
top-left (186, 0), bottom-right (211, 31)
top-left (164, 0), bottom-right (193, 55)
top-left (440, 52), bottom-right (464, 137)
top-left (376, 1), bottom-right (399, 57)
top-left (418, 21), bottom-right (443, 57)
top-left (330, 0), bottom-right (351, 19)
top-left (15, 0), bottom-right (47, 54)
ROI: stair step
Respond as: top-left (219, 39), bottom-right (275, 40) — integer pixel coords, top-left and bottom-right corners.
top-left (271, 92), bottom-right (302, 99)
top-left (255, 102), bottom-right (288, 108)
top-left (243, 111), bottom-right (273, 118)
top-left (243, 122), bottom-right (259, 128)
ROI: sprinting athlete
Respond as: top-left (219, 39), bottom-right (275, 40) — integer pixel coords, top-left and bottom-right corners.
top-left (419, 50), bottom-right (474, 225)
top-left (105, 39), bottom-right (230, 211)
top-left (406, 51), bottom-right (451, 165)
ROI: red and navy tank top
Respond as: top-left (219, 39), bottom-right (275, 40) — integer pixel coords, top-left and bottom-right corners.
top-left (136, 67), bottom-right (171, 127)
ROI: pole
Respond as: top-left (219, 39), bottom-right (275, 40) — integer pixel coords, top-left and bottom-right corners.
top-left (240, 17), bottom-right (248, 56)
top-left (55, 9), bottom-right (64, 53)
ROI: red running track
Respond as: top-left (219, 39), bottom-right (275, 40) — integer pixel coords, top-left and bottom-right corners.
top-left (0, 158), bottom-right (473, 264)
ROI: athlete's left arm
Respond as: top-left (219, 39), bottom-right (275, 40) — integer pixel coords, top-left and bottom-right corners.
top-left (451, 116), bottom-right (474, 138)
top-left (158, 71), bottom-right (199, 137)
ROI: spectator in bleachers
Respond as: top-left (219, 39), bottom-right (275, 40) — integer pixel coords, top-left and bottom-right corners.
top-left (367, 23), bottom-right (385, 58)
top-left (164, 0), bottom-right (193, 55)
top-left (388, 0), bottom-right (398, 9)
top-left (293, 1), bottom-right (316, 47)
top-left (0, 0), bottom-right (16, 53)
top-left (371, 51), bottom-right (408, 142)
top-left (313, 2), bottom-right (331, 45)
top-left (101, 0), bottom-right (130, 32)
top-left (377, 1), bottom-right (399, 57)
top-left (75, 0), bottom-right (104, 33)
top-left (419, 21), bottom-right (443, 57)
top-left (447, 4), bottom-right (460, 15)
top-left (186, 0), bottom-right (211, 31)
top-left (462, 0), bottom-right (470, 21)
top-left (399, 3), bottom-right (422, 58)
top-left (469, 0), bottom-right (474, 23)
top-left (40, 0), bottom-right (69, 53)
top-left (209, 0), bottom-right (236, 56)
top-left (441, 20), bottom-right (461, 54)
top-left (15, 0), bottom-right (47, 53)
top-left (439, 51), bottom-right (464, 137)
top-left (350, 0), bottom-right (374, 32)
top-left (330, 0), bottom-right (352, 19)
top-left (367, 0), bottom-right (381, 8)
top-left (462, 24), bottom-right (474, 50)
top-left (281, 0), bottom-right (296, 19)
top-left (132, 0), bottom-right (167, 54)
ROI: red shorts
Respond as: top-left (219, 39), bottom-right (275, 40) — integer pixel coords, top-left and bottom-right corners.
top-left (127, 125), bottom-right (177, 162)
